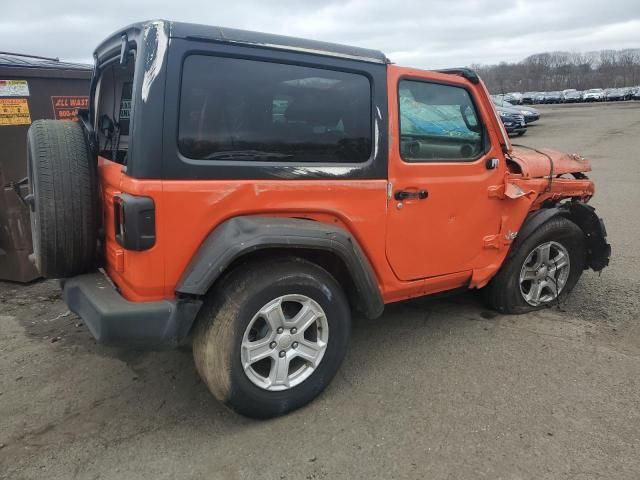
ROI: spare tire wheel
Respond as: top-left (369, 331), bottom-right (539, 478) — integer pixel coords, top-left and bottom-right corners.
top-left (26, 120), bottom-right (99, 278)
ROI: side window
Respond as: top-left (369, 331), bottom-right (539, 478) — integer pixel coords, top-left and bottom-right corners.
top-left (398, 80), bottom-right (484, 162)
top-left (178, 55), bottom-right (372, 163)
top-left (95, 53), bottom-right (135, 165)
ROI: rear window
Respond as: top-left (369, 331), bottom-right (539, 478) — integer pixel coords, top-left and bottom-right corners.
top-left (178, 55), bottom-right (372, 163)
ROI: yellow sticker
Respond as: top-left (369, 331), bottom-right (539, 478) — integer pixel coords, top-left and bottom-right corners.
top-left (0, 98), bottom-right (31, 126)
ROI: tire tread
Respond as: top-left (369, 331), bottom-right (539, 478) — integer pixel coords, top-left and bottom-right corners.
top-left (27, 120), bottom-right (98, 278)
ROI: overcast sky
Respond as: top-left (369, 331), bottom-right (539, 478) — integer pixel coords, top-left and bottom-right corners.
top-left (1, 0), bottom-right (639, 68)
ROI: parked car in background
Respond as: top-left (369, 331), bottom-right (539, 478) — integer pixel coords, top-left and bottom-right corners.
top-left (507, 92), bottom-right (523, 104)
top-left (583, 88), bottom-right (605, 102)
top-left (544, 91), bottom-right (563, 104)
top-left (620, 87), bottom-right (633, 100)
top-left (498, 93), bottom-right (517, 104)
top-left (522, 92), bottom-right (537, 104)
top-left (562, 90), bottom-right (583, 103)
top-left (632, 87), bottom-right (640, 100)
top-left (604, 88), bottom-right (621, 101)
top-left (533, 92), bottom-right (546, 104)
top-left (492, 96), bottom-right (540, 123)
top-left (495, 104), bottom-right (527, 135)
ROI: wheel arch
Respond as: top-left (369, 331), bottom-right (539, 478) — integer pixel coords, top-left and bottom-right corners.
top-left (176, 216), bottom-right (384, 320)
top-left (515, 202), bottom-right (610, 272)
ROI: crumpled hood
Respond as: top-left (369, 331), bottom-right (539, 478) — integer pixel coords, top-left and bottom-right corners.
top-left (510, 146), bottom-right (591, 178)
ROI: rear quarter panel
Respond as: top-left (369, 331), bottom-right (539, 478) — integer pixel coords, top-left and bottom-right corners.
top-left (99, 157), bottom-right (397, 302)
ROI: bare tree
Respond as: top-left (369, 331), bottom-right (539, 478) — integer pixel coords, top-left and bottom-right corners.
top-left (473, 48), bottom-right (640, 93)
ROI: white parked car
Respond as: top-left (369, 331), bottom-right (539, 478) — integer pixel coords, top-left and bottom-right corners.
top-left (583, 88), bottom-right (605, 102)
top-left (507, 92), bottom-right (523, 104)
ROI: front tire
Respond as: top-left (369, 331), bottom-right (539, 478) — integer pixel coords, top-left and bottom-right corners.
top-left (485, 217), bottom-right (586, 314)
top-left (193, 257), bottom-right (351, 418)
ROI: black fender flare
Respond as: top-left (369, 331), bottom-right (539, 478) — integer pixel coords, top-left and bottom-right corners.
top-left (515, 202), bottom-right (611, 272)
top-left (176, 216), bottom-right (384, 319)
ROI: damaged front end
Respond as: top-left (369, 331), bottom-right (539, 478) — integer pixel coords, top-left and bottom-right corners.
top-left (506, 146), bottom-right (595, 205)
top-left (504, 145), bottom-right (611, 272)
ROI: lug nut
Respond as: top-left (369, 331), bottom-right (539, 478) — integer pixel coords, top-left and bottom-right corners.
top-left (277, 327), bottom-right (284, 334)
top-left (292, 342), bottom-right (298, 349)
top-left (279, 351), bottom-right (286, 358)
top-left (290, 327), bottom-right (297, 334)
top-left (270, 341), bottom-right (277, 349)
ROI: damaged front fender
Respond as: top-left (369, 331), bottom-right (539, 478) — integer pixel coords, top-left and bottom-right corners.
top-left (563, 202), bottom-right (611, 271)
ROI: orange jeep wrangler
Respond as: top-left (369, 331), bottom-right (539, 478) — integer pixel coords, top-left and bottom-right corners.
top-left (25, 20), bottom-right (610, 418)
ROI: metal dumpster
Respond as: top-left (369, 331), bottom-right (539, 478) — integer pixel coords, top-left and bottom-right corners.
top-left (0, 53), bottom-right (91, 282)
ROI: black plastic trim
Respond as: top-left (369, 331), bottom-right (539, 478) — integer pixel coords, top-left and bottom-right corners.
top-left (515, 207), bottom-right (561, 245)
top-left (563, 202), bottom-right (611, 271)
top-left (176, 216), bottom-right (384, 319)
top-left (63, 272), bottom-right (202, 348)
top-left (515, 203), bottom-right (611, 272)
top-left (435, 68), bottom-right (480, 84)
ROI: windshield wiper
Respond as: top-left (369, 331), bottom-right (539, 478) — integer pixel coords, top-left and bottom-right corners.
top-left (204, 150), bottom-right (294, 160)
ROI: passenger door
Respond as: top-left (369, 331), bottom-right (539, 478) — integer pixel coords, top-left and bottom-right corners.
top-left (386, 67), bottom-right (505, 281)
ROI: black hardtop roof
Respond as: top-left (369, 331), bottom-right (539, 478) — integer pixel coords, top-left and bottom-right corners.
top-left (96, 19), bottom-right (390, 65)
top-left (0, 52), bottom-right (91, 71)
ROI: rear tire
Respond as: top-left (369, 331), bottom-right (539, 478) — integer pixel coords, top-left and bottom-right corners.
top-left (484, 217), bottom-right (586, 314)
top-left (193, 257), bottom-right (351, 418)
top-left (26, 120), bottom-right (98, 278)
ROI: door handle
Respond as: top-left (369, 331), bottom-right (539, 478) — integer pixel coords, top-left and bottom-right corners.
top-left (394, 189), bottom-right (428, 201)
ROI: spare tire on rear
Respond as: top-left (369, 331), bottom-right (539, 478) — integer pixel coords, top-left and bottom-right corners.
top-left (26, 120), bottom-right (99, 278)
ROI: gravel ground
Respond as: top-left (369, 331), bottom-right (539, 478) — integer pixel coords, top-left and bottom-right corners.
top-left (1, 101), bottom-right (639, 480)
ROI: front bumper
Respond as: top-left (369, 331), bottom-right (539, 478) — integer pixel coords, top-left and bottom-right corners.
top-left (502, 118), bottom-right (527, 134)
top-left (63, 272), bottom-right (202, 348)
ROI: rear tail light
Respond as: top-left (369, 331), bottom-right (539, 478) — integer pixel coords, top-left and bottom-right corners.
top-left (113, 193), bottom-right (156, 251)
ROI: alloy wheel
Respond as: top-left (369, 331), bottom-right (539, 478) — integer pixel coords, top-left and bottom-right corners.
top-left (241, 294), bottom-right (329, 391)
top-left (519, 241), bottom-right (571, 306)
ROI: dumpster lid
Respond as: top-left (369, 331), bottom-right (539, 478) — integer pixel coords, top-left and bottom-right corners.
top-left (0, 52), bottom-right (91, 70)
top-left (0, 52), bottom-right (91, 78)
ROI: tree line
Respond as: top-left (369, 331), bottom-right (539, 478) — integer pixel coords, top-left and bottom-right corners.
top-left (471, 49), bottom-right (640, 94)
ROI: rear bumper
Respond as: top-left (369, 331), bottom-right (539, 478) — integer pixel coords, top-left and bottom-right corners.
top-left (63, 272), bottom-right (202, 348)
